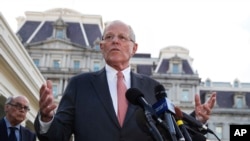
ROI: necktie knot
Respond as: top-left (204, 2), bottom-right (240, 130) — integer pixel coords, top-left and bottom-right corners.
top-left (9, 126), bottom-right (17, 129)
top-left (117, 71), bottom-right (124, 79)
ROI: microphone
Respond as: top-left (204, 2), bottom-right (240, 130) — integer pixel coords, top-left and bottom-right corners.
top-left (153, 84), bottom-right (178, 141)
top-left (135, 108), bottom-right (155, 134)
top-left (175, 107), bottom-right (193, 141)
top-left (135, 108), bottom-right (172, 141)
top-left (152, 85), bottom-right (212, 134)
top-left (171, 115), bottom-right (185, 141)
top-left (126, 88), bottom-right (164, 141)
top-left (178, 109), bottom-right (213, 134)
top-left (176, 109), bottom-right (221, 141)
top-left (191, 134), bottom-right (207, 141)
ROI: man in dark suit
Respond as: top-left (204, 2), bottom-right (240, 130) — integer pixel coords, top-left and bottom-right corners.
top-left (0, 96), bottom-right (36, 141)
top-left (34, 20), bottom-right (216, 141)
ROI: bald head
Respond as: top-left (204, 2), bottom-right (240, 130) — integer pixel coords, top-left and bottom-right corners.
top-left (4, 95), bottom-right (30, 126)
top-left (5, 95), bottom-right (30, 105)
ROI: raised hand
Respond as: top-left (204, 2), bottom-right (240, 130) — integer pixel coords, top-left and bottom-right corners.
top-left (39, 80), bottom-right (57, 122)
top-left (194, 92), bottom-right (216, 123)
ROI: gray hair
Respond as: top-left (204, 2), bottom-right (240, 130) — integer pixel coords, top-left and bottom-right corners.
top-left (103, 20), bottom-right (136, 42)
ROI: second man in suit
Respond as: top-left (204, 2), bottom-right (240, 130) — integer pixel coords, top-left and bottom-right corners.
top-left (0, 96), bottom-right (36, 141)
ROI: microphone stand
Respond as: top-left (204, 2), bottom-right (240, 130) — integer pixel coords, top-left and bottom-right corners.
top-left (176, 119), bottom-right (192, 141)
top-left (185, 124), bottom-right (221, 141)
top-left (144, 110), bottom-right (164, 141)
top-left (171, 115), bottom-right (185, 141)
top-left (163, 113), bottom-right (178, 141)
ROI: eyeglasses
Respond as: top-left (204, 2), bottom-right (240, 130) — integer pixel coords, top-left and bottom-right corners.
top-left (102, 34), bottom-right (134, 42)
top-left (8, 103), bottom-right (30, 112)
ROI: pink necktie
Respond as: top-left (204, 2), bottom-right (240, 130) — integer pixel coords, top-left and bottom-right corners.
top-left (117, 71), bottom-right (128, 126)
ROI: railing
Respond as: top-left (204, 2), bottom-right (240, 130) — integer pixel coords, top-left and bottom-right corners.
top-left (37, 67), bottom-right (90, 73)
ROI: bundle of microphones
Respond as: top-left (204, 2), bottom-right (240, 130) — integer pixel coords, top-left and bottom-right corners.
top-left (126, 84), bottom-right (221, 141)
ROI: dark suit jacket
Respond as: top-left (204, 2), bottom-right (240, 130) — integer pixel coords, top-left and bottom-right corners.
top-left (35, 68), bottom-right (161, 141)
top-left (0, 118), bottom-right (36, 141)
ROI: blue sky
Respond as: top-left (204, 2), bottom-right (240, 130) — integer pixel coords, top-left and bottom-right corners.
top-left (1, 0), bottom-right (250, 82)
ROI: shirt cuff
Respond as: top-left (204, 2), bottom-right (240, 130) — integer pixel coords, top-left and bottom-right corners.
top-left (38, 113), bottom-right (54, 134)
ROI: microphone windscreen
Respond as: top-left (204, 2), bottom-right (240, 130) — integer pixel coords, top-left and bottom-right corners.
top-left (154, 85), bottom-right (167, 99)
top-left (125, 88), bottom-right (144, 105)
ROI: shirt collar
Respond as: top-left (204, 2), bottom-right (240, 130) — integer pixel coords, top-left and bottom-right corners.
top-left (105, 64), bottom-right (131, 81)
top-left (4, 117), bottom-right (21, 130)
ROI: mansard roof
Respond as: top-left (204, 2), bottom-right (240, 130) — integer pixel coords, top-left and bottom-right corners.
top-left (16, 8), bottom-right (103, 48)
top-left (156, 59), bottom-right (194, 74)
top-left (200, 90), bottom-right (250, 108)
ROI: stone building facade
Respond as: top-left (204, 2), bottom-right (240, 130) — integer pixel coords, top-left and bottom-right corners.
top-left (1, 8), bottom-right (250, 141)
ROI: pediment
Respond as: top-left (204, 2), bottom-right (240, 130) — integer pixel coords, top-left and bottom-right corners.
top-left (26, 40), bottom-right (85, 51)
top-left (44, 8), bottom-right (82, 16)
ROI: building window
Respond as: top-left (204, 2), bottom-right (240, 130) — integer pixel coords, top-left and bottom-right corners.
top-left (234, 80), bottom-right (239, 88)
top-left (233, 93), bottom-right (246, 108)
top-left (74, 60), bottom-right (80, 69)
top-left (52, 17), bottom-right (68, 40)
top-left (172, 63), bottom-right (179, 74)
top-left (56, 30), bottom-right (64, 39)
top-left (93, 61), bottom-right (100, 71)
top-left (53, 60), bottom-right (60, 68)
top-left (33, 59), bottom-right (40, 67)
top-left (215, 125), bottom-right (222, 139)
top-left (205, 79), bottom-right (211, 87)
top-left (52, 85), bottom-right (58, 97)
top-left (235, 97), bottom-right (243, 108)
top-left (95, 44), bottom-right (100, 51)
top-left (234, 96), bottom-right (243, 108)
top-left (181, 89), bottom-right (189, 101)
top-left (205, 92), bottom-right (217, 107)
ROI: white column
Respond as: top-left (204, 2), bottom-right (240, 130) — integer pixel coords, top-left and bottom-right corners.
top-left (59, 78), bottom-right (63, 95)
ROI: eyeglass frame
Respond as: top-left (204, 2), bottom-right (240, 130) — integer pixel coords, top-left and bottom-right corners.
top-left (8, 103), bottom-right (30, 112)
top-left (102, 33), bottom-right (135, 43)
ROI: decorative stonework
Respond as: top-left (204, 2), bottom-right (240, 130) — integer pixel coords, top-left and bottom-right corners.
top-left (44, 8), bottom-right (82, 16)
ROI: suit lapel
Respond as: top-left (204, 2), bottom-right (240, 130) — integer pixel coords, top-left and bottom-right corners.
top-left (124, 72), bottom-right (145, 125)
top-left (90, 69), bottom-right (147, 127)
top-left (0, 118), bottom-right (8, 140)
top-left (90, 68), bottom-right (119, 127)
top-left (20, 126), bottom-right (29, 141)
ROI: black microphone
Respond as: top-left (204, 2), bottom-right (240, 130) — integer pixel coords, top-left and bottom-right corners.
top-left (172, 109), bottom-right (213, 134)
top-left (126, 88), bottom-right (164, 141)
top-left (191, 134), bottom-right (207, 141)
top-left (176, 110), bottom-right (221, 141)
top-left (135, 108), bottom-right (155, 134)
top-left (153, 84), bottom-right (178, 141)
top-left (175, 107), bottom-right (193, 141)
top-left (171, 115), bottom-right (186, 141)
top-left (152, 85), bottom-right (212, 134)
top-left (135, 108), bottom-right (172, 141)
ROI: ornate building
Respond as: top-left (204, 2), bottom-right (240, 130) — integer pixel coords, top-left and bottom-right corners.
top-left (0, 12), bottom-right (44, 135)
top-left (1, 8), bottom-right (250, 141)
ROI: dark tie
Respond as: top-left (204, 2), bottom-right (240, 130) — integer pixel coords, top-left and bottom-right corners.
top-left (9, 127), bottom-right (17, 141)
top-left (117, 71), bottom-right (128, 126)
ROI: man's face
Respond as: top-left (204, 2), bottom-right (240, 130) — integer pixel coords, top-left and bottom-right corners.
top-left (100, 21), bottom-right (137, 69)
top-left (5, 97), bottom-right (30, 125)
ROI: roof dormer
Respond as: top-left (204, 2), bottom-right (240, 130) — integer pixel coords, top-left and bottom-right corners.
top-left (52, 17), bottom-right (69, 40)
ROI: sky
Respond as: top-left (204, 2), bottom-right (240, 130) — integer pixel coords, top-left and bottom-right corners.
top-left (1, 0), bottom-right (250, 83)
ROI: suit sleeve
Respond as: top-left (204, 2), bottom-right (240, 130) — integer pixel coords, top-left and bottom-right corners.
top-left (34, 77), bottom-right (77, 141)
